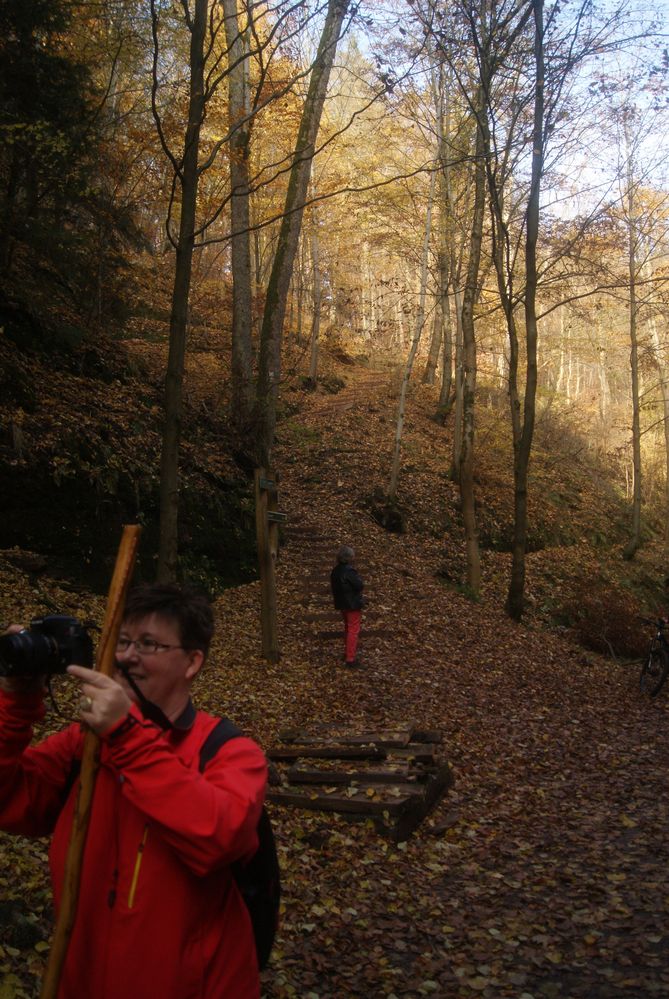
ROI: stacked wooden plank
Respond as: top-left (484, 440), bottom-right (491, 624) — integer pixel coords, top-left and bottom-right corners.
top-left (267, 724), bottom-right (453, 842)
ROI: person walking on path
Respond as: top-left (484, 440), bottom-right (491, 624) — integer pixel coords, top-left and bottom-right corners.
top-left (330, 544), bottom-right (364, 667)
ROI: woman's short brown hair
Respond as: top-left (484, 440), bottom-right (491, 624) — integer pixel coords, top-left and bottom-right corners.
top-left (123, 584), bottom-right (214, 656)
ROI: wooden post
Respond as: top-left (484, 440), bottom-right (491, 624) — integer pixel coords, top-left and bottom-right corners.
top-left (255, 468), bottom-right (283, 662)
top-left (40, 525), bottom-right (141, 999)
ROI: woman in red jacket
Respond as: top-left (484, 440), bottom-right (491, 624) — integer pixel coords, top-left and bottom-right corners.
top-left (0, 584), bottom-right (267, 999)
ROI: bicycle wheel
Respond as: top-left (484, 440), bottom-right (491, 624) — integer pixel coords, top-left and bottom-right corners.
top-left (640, 641), bottom-right (669, 697)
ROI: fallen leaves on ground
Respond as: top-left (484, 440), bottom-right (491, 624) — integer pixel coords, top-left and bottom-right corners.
top-left (2, 364), bottom-right (669, 999)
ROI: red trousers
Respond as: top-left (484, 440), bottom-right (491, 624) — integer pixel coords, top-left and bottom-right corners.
top-left (341, 609), bottom-right (361, 663)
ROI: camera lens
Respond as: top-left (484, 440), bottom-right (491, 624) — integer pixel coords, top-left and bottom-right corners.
top-left (0, 630), bottom-right (58, 678)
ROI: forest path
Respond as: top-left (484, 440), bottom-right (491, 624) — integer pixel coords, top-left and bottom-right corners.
top-left (280, 522), bottom-right (395, 665)
top-left (259, 360), bottom-right (669, 999)
top-left (309, 364), bottom-right (396, 418)
top-left (4, 353), bottom-right (669, 999)
top-left (276, 359), bottom-right (407, 668)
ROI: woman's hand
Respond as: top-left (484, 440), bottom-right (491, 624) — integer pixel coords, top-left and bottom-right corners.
top-left (67, 665), bottom-right (133, 735)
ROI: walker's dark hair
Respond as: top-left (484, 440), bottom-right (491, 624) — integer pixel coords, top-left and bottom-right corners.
top-left (123, 584), bottom-right (214, 656)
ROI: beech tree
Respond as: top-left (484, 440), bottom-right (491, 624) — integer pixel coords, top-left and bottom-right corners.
top-left (429, 0), bottom-right (644, 613)
top-left (614, 111), bottom-right (669, 558)
top-left (389, 166), bottom-right (436, 501)
top-left (223, 0), bottom-right (254, 429)
top-left (153, 0), bottom-right (209, 582)
top-left (255, 0), bottom-right (352, 465)
top-left (152, 0), bottom-right (350, 576)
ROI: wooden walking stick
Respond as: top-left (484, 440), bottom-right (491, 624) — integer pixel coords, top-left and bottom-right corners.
top-left (40, 524), bottom-right (141, 999)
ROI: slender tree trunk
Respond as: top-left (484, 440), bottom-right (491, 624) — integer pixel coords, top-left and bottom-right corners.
top-left (389, 167), bottom-right (436, 501)
top-left (648, 313), bottom-right (669, 555)
top-left (643, 254), bottom-right (669, 554)
top-left (296, 233), bottom-right (308, 345)
top-left (395, 297), bottom-right (405, 349)
top-left (442, 90), bottom-right (465, 449)
top-left (556, 306), bottom-right (565, 394)
top-left (252, 218), bottom-right (261, 304)
top-left (425, 47), bottom-right (449, 398)
top-left (423, 304), bottom-right (442, 385)
top-left (308, 216), bottom-right (322, 381)
top-left (623, 146), bottom-right (642, 559)
top-left (223, 0), bottom-right (254, 430)
top-left (157, 0), bottom-right (207, 582)
top-left (458, 90), bottom-right (485, 594)
top-left (596, 316), bottom-right (610, 427)
top-left (367, 250), bottom-right (376, 340)
top-left (439, 283), bottom-right (455, 412)
top-left (255, 0), bottom-right (350, 465)
top-left (450, 285), bottom-right (465, 465)
top-left (506, 0), bottom-right (543, 620)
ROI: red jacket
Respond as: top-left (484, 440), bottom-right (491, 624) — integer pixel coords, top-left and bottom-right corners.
top-left (0, 691), bottom-right (268, 999)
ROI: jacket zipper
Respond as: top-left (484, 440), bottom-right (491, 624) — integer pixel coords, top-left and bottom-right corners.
top-left (127, 824), bottom-right (149, 909)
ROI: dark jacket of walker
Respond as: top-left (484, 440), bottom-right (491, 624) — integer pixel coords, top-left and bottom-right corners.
top-left (330, 563), bottom-right (364, 611)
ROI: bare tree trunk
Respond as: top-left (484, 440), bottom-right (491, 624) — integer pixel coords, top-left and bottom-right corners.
top-left (648, 312), bottom-right (669, 555)
top-left (555, 306), bottom-right (565, 394)
top-left (252, 216), bottom-right (261, 309)
top-left (294, 233), bottom-right (308, 347)
top-left (367, 250), bottom-right (377, 341)
top-left (223, 0), bottom-right (253, 430)
top-left (308, 215), bottom-right (322, 381)
top-left (505, 0), bottom-right (543, 620)
top-left (395, 297), bottom-right (405, 349)
top-left (423, 304), bottom-right (442, 385)
top-left (596, 316), bottom-right (610, 428)
top-left (157, 0), bottom-right (207, 582)
top-left (439, 283), bottom-right (455, 412)
top-left (440, 84), bottom-right (464, 443)
top-left (458, 92), bottom-right (485, 594)
top-left (389, 168), bottom-right (437, 501)
top-left (643, 255), bottom-right (669, 555)
top-left (623, 139), bottom-right (642, 559)
top-left (255, 0), bottom-right (350, 465)
top-left (450, 285), bottom-right (465, 465)
top-left (425, 47), bottom-right (448, 393)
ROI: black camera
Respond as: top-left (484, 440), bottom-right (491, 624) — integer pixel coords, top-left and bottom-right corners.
top-left (0, 615), bottom-right (94, 678)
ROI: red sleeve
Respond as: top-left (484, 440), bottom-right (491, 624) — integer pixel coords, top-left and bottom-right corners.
top-left (105, 710), bottom-right (268, 876)
top-left (0, 691), bottom-right (82, 836)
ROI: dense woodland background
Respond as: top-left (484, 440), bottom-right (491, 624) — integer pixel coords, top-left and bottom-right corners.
top-left (1, 0), bottom-right (669, 996)
top-left (1, 0), bottom-right (668, 619)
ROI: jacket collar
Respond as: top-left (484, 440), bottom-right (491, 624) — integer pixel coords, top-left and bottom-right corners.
top-left (171, 698), bottom-right (197, 731)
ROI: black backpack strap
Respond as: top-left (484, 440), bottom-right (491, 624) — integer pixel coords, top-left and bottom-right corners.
top-left (195, 716), bottom-right (282, 971)
top-left (198, 717), bottom-right (243, 772)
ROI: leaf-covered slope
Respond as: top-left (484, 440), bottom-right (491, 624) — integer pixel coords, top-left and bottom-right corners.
top-left (0, 328), bottom-right (256, 591)
top-left (1, 353), bottom-right (668, 999)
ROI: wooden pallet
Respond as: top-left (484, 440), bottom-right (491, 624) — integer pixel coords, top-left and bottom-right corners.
top-left (267, 724), bottom-right (453, 842)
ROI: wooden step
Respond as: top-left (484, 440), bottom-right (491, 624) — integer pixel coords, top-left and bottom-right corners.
top-left (267, 723), bottom-right (452, 842)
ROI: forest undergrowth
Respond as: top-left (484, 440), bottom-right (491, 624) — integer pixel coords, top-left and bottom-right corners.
top-left (1, 356), bottom-right (669, 999)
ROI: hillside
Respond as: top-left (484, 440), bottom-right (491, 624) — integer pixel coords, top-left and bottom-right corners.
top-left (0, 323), bottom-right (258, 591)
top-left (1, 353), bottom-right (669, 998)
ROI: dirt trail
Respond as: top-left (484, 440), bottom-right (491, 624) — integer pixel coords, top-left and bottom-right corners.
top-left (309, 367), bottom-right (395, 418)
top-left (259, 366), bottom-right (669, 999)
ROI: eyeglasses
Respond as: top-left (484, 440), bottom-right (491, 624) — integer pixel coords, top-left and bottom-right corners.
top-left (116, 637), bottom-right (187, 656)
